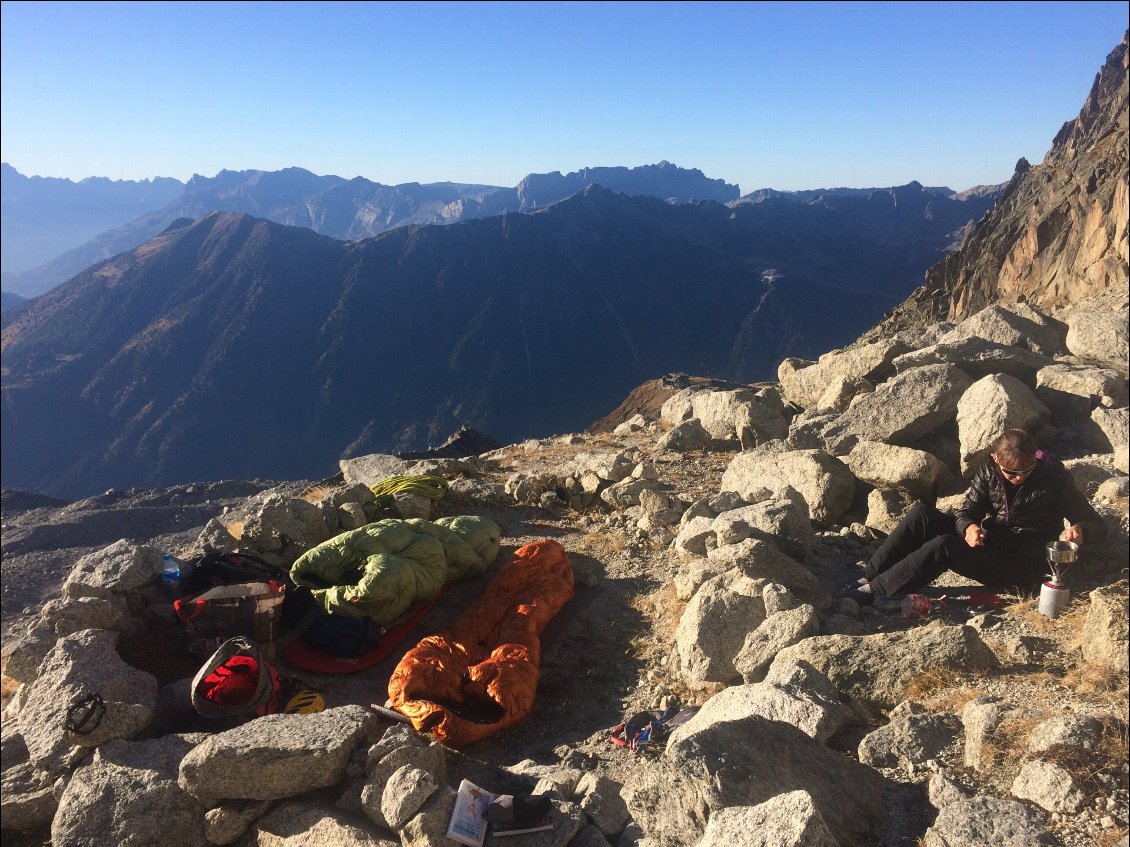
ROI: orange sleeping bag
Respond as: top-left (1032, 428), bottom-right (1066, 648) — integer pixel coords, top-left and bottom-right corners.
top-left (386, 539), bottom-right (573, 747)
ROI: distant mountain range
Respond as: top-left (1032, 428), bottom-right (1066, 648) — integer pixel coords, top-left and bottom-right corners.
top-left (1, 162), bottom-right (739, 299)
top-left (0, 164), bottom-right (183, 276)
top-left (1, 181), bottom-right (994, 497)
top-left (9, 27), bottom-right (1126, 500)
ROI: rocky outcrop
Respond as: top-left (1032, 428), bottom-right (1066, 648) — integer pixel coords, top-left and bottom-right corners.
top-left (865, 33), bottom-right (1129, 335)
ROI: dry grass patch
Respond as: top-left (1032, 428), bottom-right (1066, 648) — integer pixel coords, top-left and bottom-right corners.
top-left (578, 529), bottom-right (627, 557)
top-left (1062, 660), bottom-right (1130, 697)
top-left (1094, 831), bottom-right (1130, 847)
top-left (629, 583), bottom-right (686, 639)
top-left (299, 483), bottom-right (337, 505)
top-left (1040, 715), bottom-right (1129, 792)
top-left (903, 666), bottom-right (988, 707)
top-left (1002, 591), bottom-right (1090, 638)
top-left (979, 710), bottom-right (1047, 768)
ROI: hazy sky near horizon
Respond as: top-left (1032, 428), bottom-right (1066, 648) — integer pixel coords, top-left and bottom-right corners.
top-left (1, 1), bottom-right (1125, 195)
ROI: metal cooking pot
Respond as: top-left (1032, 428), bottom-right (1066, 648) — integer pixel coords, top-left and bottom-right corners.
top-left (1045, 540), bottom-right (1079, 564)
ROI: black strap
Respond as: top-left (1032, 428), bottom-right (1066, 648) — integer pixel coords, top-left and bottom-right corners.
top-left (65, 692), bottom-right (106, 736)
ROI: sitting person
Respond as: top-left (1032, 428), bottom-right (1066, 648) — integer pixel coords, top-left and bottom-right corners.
top-left (844, 428), bottom-right (1106, 605)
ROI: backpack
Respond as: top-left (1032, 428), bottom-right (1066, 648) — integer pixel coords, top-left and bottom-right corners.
top-left (183, 550), bottom-right (313, 631)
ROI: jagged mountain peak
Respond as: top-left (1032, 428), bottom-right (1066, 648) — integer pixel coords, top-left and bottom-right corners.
top-left (865, 32), bottom-right (1129, 338)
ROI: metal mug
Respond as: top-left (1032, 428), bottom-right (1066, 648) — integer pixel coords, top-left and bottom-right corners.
top-left (1045, 540), bottom-right (1079, 564)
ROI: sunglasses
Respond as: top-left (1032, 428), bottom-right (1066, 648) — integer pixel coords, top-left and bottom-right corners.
top-left (997, 460), bottom-right (1037, 477)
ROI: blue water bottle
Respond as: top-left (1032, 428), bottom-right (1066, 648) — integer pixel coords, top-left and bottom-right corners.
top-left (161, 552), bottom-right (182, 600)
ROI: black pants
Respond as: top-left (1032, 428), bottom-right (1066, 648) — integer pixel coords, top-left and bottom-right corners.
top-left (865, 504), bottom-right (1046, 596)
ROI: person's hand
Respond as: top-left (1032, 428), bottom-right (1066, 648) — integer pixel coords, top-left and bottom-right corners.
top-left (965, 524), bottom-right (987, 548)
top-left (1061, 524), bottom-right (1084, 545)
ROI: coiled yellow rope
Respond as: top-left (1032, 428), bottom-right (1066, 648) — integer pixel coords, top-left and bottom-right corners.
top-left (370, 475), bottom-right (449, 501)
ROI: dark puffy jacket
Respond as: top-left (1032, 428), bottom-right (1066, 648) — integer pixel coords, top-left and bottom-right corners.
top-left (955, 454), bottom-right (1106, 545)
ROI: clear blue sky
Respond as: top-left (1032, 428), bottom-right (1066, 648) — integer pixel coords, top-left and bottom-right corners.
top-left (1, 1), bottom-right (1125, 194)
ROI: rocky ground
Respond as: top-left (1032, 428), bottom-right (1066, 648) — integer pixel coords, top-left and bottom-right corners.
top-left (2, 419), bottom-right (1127, 847)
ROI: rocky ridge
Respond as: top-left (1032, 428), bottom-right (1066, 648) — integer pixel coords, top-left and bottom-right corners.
top-left (2, 284), bottom-right (1128, 847)
top-left (866, 32), bottom-right (1129, 337)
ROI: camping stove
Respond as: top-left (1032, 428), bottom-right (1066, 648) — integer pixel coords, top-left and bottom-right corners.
top-left (1038, 540), bottom-right (1078, 619)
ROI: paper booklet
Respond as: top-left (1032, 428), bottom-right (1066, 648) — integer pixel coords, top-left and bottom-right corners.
top-left (446, 779), bottom-right (495, 847)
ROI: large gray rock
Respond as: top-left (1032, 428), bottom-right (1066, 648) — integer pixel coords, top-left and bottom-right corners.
top-left (696, 791), bottom-right (836, 847)
top-left (1026, 714), bottom-right (1105, 754)
top-left (657, 418), bottom-right (712, 453)
top-left (576, 772), bottom-right (630, 837)
top-left (204, 799), bottom-right (272, 845)
top-left (956, 373), bottom-right (1051, 475)
top-left (564, 449), bottom-right (636, 483)
top-left (340, 453), bottom-right (410, 488)
top-left (822, 364), bottom-right (973, 455)
top-left (1081, 581), bottom-right (1129, 673)
top-left (923, 795), bottom-right (1056, 847)
top-left (928, 771), bottom-right (972, 810)
top-left (720, 441), bottom-right (856, 523)
top-left (178, 705), bottom-right (378, 805)
top-left (865, 487), bottom-right (918, 534)
top-left (1091, 405), bottom-right (1130, 452)
top-left (787, 409), bottom-right (841, 451)
top-left (844, 441), bottom-right (950, 500)
top-left (376, 764), bottom-right (438, 831)
top-left (892, 338), bottom-right (1053, 384)
top-left (601, 478), bottom-right (660, 510)
top-left (674, 571), bottom-right (765, 687)
top-left (1011, 760), bottom-right (1087, 813)
top-left (4, 622), bottom-right (57, 684)
top-left (660, 387), bottom-right (698, 423)
top-left (40, 594), bottom-right (133, 639)
top-left (707, 539), bottom-right (823, 604)
top-left (711, 497), bottom-right (815, 558)
top-left (672, 678), bottom-right (852, 745)
top-left (962, 696), bottom-right (1005, 772)
top-left (398, 786), bottom-right (456, 847)
top-left (0, 761), bottom-right (57, 832)
top-left (239, 493), bottom-right (331, 555)
top-left (672, 515), bottom-right (716, 557)
top-left (768, 623), bottom-right (998, 712)
top-left (733, 604), bottom-right (820, 683)
top-left (689, 388), bottom-right (763, 440)
top-left (248, 799), bottom-right (397, 846)
top-left (939, 304), bottom-right (1065, 356)
top-left (779, 340), bottom-right (909, 409)
top-left (1065, 309), bottom-right (1130, 373)
top-left (735, 393), bottom-right (790, 449)
top-left (62, 539), bottom-right (162, 599)
top-left (17, 629), bottom-right (157, 777)
top-left (622, 714), bottom-right (884, 847)
top-left (51, 735), bottom-right (205, 847)
top-left (1035, 363), bottom-right (1128, 423)
top-left (815, 375), bottom-right (874, 413)
top-left (857, 712), bottom-right (962, 769)
top-left (363, 739), bottom-right (446, 827)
